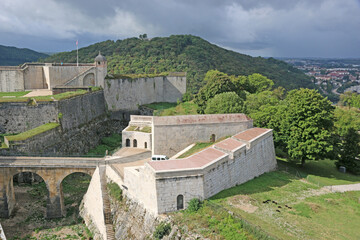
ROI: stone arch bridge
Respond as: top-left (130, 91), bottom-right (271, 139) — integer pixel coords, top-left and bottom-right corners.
top-left (0, 156), bottom-right (102, 219)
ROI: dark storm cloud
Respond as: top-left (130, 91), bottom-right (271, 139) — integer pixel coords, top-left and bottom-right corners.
top-left (0, 0), bottom-right (359, 57)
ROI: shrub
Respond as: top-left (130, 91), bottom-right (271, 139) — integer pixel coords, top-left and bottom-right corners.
top-left (153, 222), bottom-right (171, 240)
top-left (187, 198), bottom-right (202, 212)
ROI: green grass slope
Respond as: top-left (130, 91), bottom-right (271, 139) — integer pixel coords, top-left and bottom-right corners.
top-left (0, 45), bottom-right (48, 66)
top-left (43, 35), bottom-right (313, 94)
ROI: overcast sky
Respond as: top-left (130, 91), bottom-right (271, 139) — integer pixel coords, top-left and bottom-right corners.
top-left (1, 0), bottom-right (359, 57)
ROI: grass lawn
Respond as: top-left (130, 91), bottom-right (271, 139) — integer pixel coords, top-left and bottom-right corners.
top-left (0, 91), bottom-right (30, 98)
top-left (277, 158), bottom-right (360, 186)
top-left (173, 160), bottom-right (360, 240)
top-left (143, 101), bottom-right (198, 116)
top-left (6, 123), bottom-right (60, 142)
top-left (0, 90), bottom-right (88, 103)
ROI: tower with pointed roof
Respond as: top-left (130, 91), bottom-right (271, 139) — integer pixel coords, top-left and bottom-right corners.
top-left (94, 51), bottom-right (107, 88)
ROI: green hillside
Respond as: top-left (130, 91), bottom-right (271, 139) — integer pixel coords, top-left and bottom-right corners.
top-left (0, 45), bottom-right (48, 66)
top-left (43, 35), bottom-right (313, 93)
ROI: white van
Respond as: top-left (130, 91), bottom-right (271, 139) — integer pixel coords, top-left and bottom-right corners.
top-left (151, 155), bottom-right (169, 161)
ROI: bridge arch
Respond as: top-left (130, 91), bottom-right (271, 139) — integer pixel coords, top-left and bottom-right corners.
top-left (0, 167), bottom-right (95, 219)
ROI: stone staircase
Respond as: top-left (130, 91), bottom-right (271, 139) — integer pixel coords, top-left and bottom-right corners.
top-left (99, 166), bottom-right (116, 240)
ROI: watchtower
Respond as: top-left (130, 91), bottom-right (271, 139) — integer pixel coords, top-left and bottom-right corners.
top-left (94, 51), bottom-right (107, 88)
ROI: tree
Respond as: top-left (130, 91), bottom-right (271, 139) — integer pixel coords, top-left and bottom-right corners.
top-left (246, 90), bottom-right (280, 115)
top-left (204, 92), bottom-right (246, 114)
top-left (282, 89), bottom-right (335, 166)
top-left (336, 128), bottom-right (360, 175)
top-left (194, 70), bottom-right (237, 113)
top-left (247, 73), bottom-right (274, 93)
top-left (139, 34), bottom-right (148, 40)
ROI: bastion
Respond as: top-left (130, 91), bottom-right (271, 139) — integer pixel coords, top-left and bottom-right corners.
top-left (108, 114), bottom-right (277, 216)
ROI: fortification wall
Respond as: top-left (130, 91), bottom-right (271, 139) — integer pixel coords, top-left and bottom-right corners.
top-left (0, 102), bottom-right (58, 134)
top-left (23, 65), bottom-right (47, 89)
top-left (104, 76), bottom-right (186, 112)
top-left (123, 166), bottom-right (158, 215)
top-left (58, 91), bottom-right (106, 131)
top-left (0, 91), bottom-right (106, 134)
top-left (1, 118), bottom-right (124, 156)
top-left (6, 126), bottom-right (61, 153)
top-left (80, 167), bottom-right (106, 240)
top-left (155, 174), bottom-right (204, 213)
top-left (152, 114), bottom-right (253, 157)
top-left (0, 68), bottom-right (24, 92)
top-left (45, 66), bottom-right (92, 89)
top-left (147, 129), bottom-right (276, 214)
top-left (203, 132), bottom-right (276, 199)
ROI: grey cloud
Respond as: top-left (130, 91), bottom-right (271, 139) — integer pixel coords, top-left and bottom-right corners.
top-left (0, 0), bottom-right (359, 57)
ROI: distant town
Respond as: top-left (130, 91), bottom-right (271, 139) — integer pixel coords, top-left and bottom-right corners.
top-left (282, 58), bottom-right (360, 97)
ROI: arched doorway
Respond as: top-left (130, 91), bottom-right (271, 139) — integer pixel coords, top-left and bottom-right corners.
top-left (133, 139), bottom-right (137, 148)
top-left (177, 195), bottom-right (184, 210)
top-left (126, 138), bottom-right (130, 147)
top-left (210, 134), bottom-right (216, 143)
top-left (83, 73), bottom-right (95, 86)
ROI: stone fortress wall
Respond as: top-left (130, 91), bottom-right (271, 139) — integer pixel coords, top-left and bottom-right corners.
top-left (0, 55), bottom-right (107, 92)
top-left (0, 90), bottom-right (126, 155)
top-left (122, 114), bottom-right (253, 157)
top-left (119, 122), bottom-right (277, 215)
top-left (104, 74), bottom-right (186, 112)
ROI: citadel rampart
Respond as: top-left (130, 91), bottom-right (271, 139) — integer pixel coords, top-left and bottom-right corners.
top-left (117, 126), bottom-right (277, 215)
top-left (104, 74), bottom-right (186, 112)
top-left (0, 55), bottom-right (107, 92)
top-left (122, 114), bottom-right (253, 157)
top-left (0, 90), bottom-right (126, 155)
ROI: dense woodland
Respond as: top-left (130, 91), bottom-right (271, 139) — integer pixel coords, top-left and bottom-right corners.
top-left (0, 45), bottom-right (48, 66)
top-left (191, 70), bottom-right (360, 174)
top-left (42, 35), bottom-right (314, 94)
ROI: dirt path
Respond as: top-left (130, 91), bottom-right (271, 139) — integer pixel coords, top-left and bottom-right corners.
top-left (324, 183), bottom-right (360, 192)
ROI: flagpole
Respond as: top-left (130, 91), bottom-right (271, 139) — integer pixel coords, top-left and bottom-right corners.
top-left (76, 40), bottom-right (79, 67)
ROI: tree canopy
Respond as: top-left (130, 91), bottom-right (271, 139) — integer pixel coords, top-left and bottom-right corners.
top-left (204, 92), bottom-right (246, 114)
top-left (42, 35), bottom-right (313, 94)
top-left (283, 89), bottom-right (335, 165)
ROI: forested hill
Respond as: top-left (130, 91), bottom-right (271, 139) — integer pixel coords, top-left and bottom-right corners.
top-left (43, 35), bottom-right (313, 93)
top-left (0, 45), bottom-right (48, 66)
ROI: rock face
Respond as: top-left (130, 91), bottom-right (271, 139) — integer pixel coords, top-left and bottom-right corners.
top-left (110, 196), bottom-right (159, 239)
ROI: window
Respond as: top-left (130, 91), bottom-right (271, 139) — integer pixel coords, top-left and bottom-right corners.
top-left (126, 139), bottom-right (130, 147)
top-left (177, 195), bottom-right (184, 210)
top-left (144, 142), bottom-right (147, 149)
top-left (133, 139), bottom-right (137, 147)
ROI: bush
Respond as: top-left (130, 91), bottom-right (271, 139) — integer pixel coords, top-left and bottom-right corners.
top-left (187, 198), bottom-right (202, 212)
top-left (153, 222), bottom-right (171, 239)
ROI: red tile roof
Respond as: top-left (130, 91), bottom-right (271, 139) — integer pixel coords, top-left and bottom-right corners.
top-left (148, 147), bottom-right (227, 171)
top-left (214, 138), bottom-right (245, 151)
top-left (233, 128), bottom-right (270, 142)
